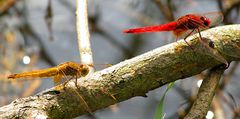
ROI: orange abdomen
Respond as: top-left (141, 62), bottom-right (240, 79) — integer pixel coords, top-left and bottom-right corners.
top-left (8, 67), bottom-right (59, 79)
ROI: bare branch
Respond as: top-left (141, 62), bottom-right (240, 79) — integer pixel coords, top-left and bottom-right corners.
top-left (76, 0), bottom-right (94, 72)
top-left (184, 65), bottom-right (226, 119)
top-left (0, 25), bottom-right (239, 118)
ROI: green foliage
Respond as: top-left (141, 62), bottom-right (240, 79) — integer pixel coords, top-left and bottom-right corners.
top-left (154, 81), bottom-right (175, 119)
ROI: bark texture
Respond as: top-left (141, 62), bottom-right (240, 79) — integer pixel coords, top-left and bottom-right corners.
top-left (184, 65), bottom-right (226, 119)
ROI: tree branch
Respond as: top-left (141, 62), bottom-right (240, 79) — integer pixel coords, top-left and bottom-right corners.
top-left (184, 65), bottom-right (226, 119)
top-left (0, 25), bottom-right (239, 118)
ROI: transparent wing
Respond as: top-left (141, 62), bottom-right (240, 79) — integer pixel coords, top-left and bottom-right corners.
top-left (202, 12), bottom-right (224, 27)
top-left (174, 29), bottom-right (198, 40)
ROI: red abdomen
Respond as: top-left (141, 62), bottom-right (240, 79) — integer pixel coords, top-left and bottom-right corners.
top-left (123, 21), bottom-right (178, 34)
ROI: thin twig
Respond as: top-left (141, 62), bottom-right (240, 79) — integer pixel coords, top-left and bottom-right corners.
top-left (76, 0), bottom-right (94, 73)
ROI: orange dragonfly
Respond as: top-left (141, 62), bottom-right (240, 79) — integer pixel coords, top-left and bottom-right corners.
top-left (124, 12), bottom-right (223, 46)
top-left (7, 61), bottom-right (91, 86)
top-left (7, 61), bottom-right (115, 113)
top-left (7, 61), bottom-right (116, 97)
top-left (7, 61), bottom-right (116, 113)
top-left (7, 61), bottom-right (100, 113)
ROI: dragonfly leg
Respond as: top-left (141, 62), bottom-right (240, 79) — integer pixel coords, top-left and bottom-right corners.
top-left (175, 37), bottom-right (178, 42)
top-left (73, 75), bottom-right (93, 114)
top-left (75, 76), bottom-right (78, 86)
top-left (197, 28), bottom-right (203, 41)
top-left (62, 76), bottom-right (73, 89)
top-left (183, 29), bottom-right (195, 50)
top-left (59, 69), bottom-right (74, 89)
top-left (74, 74), bottom-right (80, 89)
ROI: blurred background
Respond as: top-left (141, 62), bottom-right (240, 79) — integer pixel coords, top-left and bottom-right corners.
top-left (0, 0), bottom-right (240, 119)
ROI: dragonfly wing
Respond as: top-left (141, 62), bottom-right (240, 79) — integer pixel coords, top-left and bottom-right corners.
top-left (173, 29), bottom-right (189, 38)
top-left (201, 12), bottom-right (224, 27)
top-left (187, 12), bottom-right (223, 29)
top-left (173, 29), bottom-right (198, 39)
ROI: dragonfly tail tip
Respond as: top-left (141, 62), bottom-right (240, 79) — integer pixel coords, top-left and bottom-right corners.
top-left (7, 74), bottom-right (16, 79)
top-left (123, 29), bottom-right (132, 33)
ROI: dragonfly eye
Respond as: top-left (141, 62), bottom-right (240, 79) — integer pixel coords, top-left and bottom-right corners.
top-left (203, 22), bottom-right (208, 26)
top-left (81, 66), bottom-right (90, 76)
top-left (200, 16), bottom-right (205, 20)
top-left (204, 19), bottom-right (211, 26)
top-left (200, 16), bottom-right (210, 26)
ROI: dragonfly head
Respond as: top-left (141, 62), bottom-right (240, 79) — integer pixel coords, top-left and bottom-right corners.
top-left (200, 16), bottom-right (211, 27)
top-left (79, 64), bottom-right (90, 77)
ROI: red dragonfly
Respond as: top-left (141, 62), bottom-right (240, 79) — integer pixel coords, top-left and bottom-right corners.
top-left (123, 12), bottom-right (228, 66)
top-left (123, 12), bottom-right (223, 47)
